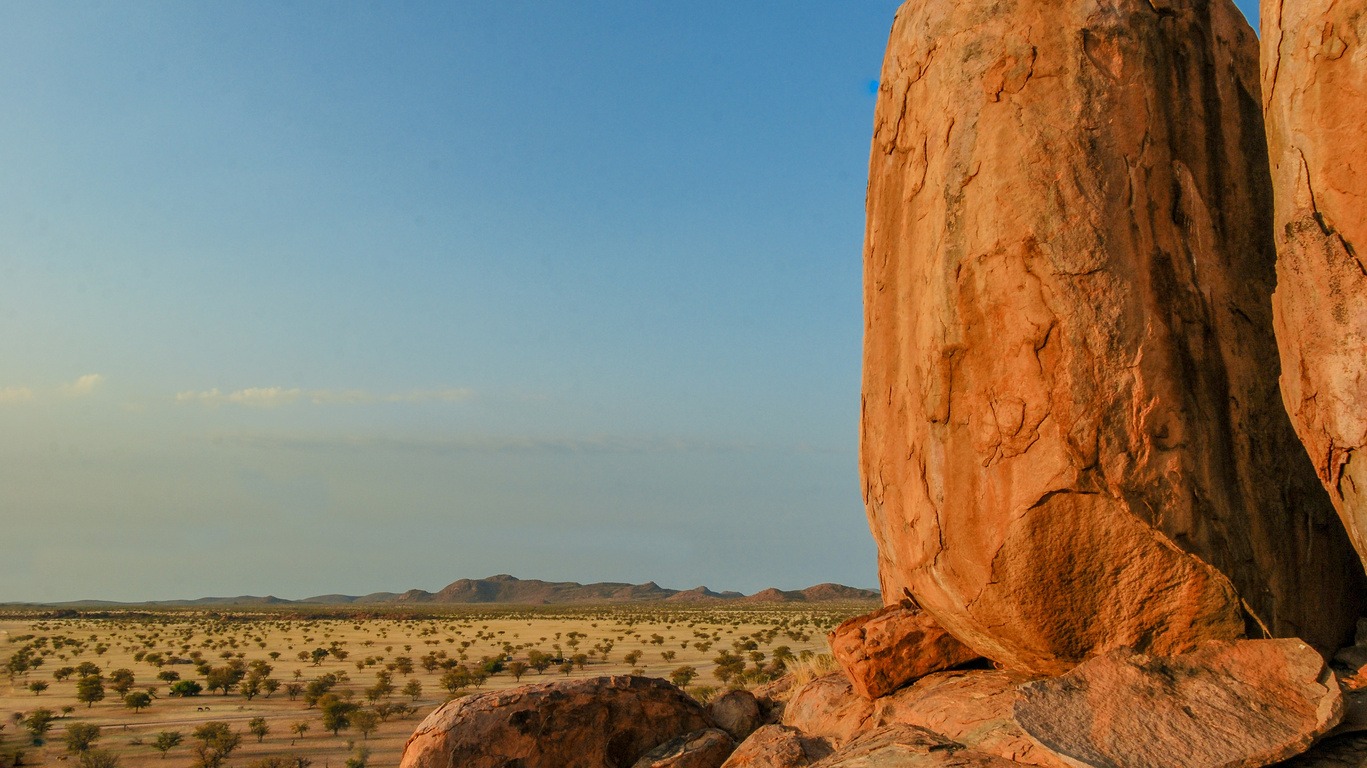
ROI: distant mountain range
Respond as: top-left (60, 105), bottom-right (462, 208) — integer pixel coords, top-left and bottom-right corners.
top-left (27, 575), bottom-right (880, 608)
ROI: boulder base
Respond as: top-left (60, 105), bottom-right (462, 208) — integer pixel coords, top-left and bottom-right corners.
top-left (720, 725), bottom-right (834, 768)
top-left (1013, 639), bottom-right (1344, 768)
top-left (810, 725), bottom-right (1025, 767)
top-left (782, 674), bottom-right (874, 748)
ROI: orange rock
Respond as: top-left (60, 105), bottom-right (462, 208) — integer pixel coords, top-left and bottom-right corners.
top-left (399, 675), bottom-right (711, 768)
top-left (709, 689), bottom-right (764, 741)
top-left (781, 674), bottom-right (873, 748)
top-left (861, 0), bottom-right (1365, 674)
top-left (1013, 639), bottom-right (1344, 768)
top-left (809, 725), bottom-right (1026, 767)
top-left (632, 728), bottom-right (735, 768)
top-left (1262, 0), bottom-right (1367, 575)
top-left (869, 670), bottom-right (1067, 767)
top-left (720, 725), bottom-right (833, 768)
top-left (828, 602), bottom-right (981, 699)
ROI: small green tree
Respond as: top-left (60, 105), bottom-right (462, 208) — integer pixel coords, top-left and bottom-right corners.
top-left (318, 694), bottom-right (359, 736)
top-left (351, 709), bottom-right (379, 741)
top-left (152, 731), bottom-right (183, 759)
top-left (289, 721), bottom-right (309, 746)
top-left (107, 669), bottom-right (136, 696)
top-left (65, 722), bottom-right (102, 753)
top-left (78, 749), bottom-right (120, 768)
top-left (168, 680), bottom-right (202, 697)
top-left (669, 666), bottom-right (698, 689)
top-left (124, 691), bottom-right (153, 713)
top-left (248, 717), bottom-right (269, 743)
top-left (402, 679), bottom-right (422, 700)
top-left (28, 681), bottom-right (48, 695)
top-left (190, 722), bottom-right (240, 768)
top-left (76, 675), bottom-right (105, 708)
top-left (22, 709), bottom-right (55, 745)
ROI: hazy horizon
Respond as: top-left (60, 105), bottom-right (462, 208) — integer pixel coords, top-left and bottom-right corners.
top-left (1, 1), bottom-right (1263, 603)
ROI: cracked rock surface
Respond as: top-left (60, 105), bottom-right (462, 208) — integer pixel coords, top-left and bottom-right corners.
top-left (861, 0), bottom-right (1365, 675)
top-left (1262, 0), bottom-right (1367, 574)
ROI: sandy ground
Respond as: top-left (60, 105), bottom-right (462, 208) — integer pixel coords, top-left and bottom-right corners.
top-left (0, 603), bottom-right (870, 768)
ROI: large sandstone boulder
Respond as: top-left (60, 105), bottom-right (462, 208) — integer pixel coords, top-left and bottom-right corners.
top-left (828, 602), bottom-right (981, 699)
top-left (400, 676), bottom-right (712, 768)
top-left (861, 0), bottom-right (1365, 674)
top-left (1261, 0), bottom-right (1367, 573)
top-left (1013, 639), bottom-right (1344, 768)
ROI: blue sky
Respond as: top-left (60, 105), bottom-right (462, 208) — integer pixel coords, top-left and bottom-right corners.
top-left (0, 1), bottom-right (1262, 602)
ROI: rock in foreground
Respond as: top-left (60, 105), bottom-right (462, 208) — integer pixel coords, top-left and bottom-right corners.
top-left (810, 725), bottom-right (1025, 767)
top-left (632, 728), bottom-right (735, 768)
top-left (400, 676), bottom-right (712, 768)
top-left (861, 0), bottom-right (1364, 675)
top-left (1013, 639), bottom-right (1344, 768)
top-left (782, 674), bottom-right (874, 748)
top-left (829, 602), bottom-right (981, 699)
top-left (721, 725), bottom-right (833, 768)
top-left (870, 670), bottom-right (1065, 767)
top-left (1262, 0), bottom-right (1367, 574)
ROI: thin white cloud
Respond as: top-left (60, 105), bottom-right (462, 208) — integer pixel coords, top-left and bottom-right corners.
top-left (176, 386), bottom-right (474, 408)
top-left (384, 388), bottom-right (474, 403)
top-left (60, 374), bottom-right (104, 397)
top-left (176, 387), bottom-right (303, 408)
top-left (0, 386), bottom-right (34, 404)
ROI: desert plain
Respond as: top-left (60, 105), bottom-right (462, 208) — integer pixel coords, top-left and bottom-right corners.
top-left (0, 603), bottom-right (873, 768)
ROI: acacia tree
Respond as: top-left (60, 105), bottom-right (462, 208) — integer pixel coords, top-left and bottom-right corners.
top-left (190, 722), bottom-right (240, 768)
top-left (76, 676), bottom-right (105, 708)
top-left (152, 731), bottom-right (183, 759)
top-left (247, 717), bottom-right (269, 743)
top-left (351, 709), bottom-right (379, 741)
top-left (124, 692), bottom-right (152, 713)
top-left (22, 710), bottom-right (55, 745)
top-left (64, 723), bottom-right (101, 753)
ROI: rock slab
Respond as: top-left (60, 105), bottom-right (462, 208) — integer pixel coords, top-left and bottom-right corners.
top-left (632, 728), bottom-right (736, 768)
top-left (399, 676), bottom-right (712, 768)
top-left (782, 674), bottom-right (874, 748)
top-left (861, 0), bottom-right (1365, 674)
top-left (829, 602), bottom-right (981, 699)
top-left (709, 690), bottom-right (764, 742)
top-left (870, 670), bottom-right (1066, 767)
top-left (810, 725), bottom-right (1025, 767)
top-left (720, 725), bottom-right (834, 768)
top-left (1013, 639), bottom-right (1344, 768)
top-left (1262, 0), bottom-right (1367, 574)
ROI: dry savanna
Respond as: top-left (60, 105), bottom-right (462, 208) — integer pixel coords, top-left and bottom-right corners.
top-left (0, 603), bottom-right (872, 768)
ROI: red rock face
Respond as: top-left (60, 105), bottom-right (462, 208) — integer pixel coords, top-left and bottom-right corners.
top-left (861, 0), bottom-right (1365, 674)
top-left (1262, 0), bottom-right (1367, 572)
top-left (828, 603), bottom-right (980, 699)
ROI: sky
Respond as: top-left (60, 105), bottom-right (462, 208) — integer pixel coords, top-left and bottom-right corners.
top-left (0, 1), bottom-right (1263, 603)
